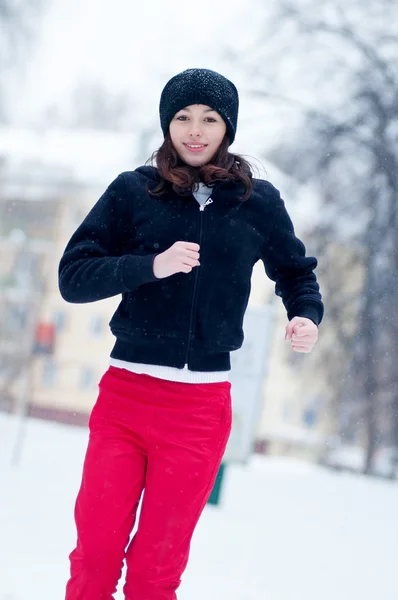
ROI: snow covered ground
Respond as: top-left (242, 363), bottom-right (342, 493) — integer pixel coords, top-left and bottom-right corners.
top-left (1, 413), bottom-right (398, 600)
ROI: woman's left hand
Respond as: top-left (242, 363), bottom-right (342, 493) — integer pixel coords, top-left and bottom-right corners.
top-left (285, 316), bottom-right (318, 353)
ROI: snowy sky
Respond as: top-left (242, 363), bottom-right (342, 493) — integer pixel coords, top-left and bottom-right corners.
top-left (11, 0), bottom-right (376, 146)
top-left (7, 0), bottom-right (374, 207)
top-left (8, 0), bottom-right (299, 176)
top-left (4, 0), bottom-right (327, 215)
top-left (17, 0), bottom-right (251, 124)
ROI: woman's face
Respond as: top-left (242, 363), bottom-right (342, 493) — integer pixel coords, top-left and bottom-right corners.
top-left (169, 104), bottom-right (227, 167)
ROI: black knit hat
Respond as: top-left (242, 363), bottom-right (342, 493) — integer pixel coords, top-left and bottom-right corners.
top-left (159, 68), bottom-right (239, 145)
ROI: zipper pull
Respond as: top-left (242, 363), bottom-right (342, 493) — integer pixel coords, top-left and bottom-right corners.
top-left (199, 198), bottom-right (213, 212)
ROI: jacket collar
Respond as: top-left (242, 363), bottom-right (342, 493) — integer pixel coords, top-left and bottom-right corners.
top-left (211, 179), bottom-right (247, 204)
top-left (136, 165), bottom-right (248, 205)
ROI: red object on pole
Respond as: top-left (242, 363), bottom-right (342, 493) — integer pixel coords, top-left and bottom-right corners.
top-left (34, 322), bottom-right (55, 354)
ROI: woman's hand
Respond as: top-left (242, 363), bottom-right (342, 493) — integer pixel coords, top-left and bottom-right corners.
top-left (153, 241), bottom-right (200, 279)
top-left (285, 316), bottom-right (318, 353)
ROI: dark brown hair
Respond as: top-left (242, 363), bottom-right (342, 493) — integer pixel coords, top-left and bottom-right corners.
top-left (147, 134), bottom-right (253, 201)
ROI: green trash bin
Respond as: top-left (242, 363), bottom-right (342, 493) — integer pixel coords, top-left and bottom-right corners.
top-left (207, 463), bottom-right (226, 506)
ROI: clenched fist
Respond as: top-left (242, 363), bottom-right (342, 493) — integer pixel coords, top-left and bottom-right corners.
top-left (153, 241), bottom-right (200, 279)
top-left (285, 316), bottom-right (318, 353)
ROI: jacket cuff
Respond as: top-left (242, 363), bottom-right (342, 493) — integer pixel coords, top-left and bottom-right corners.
top-left (289, 302), bottom-right (324, 327)
top-left (121, 253), bottom-right (160, 290)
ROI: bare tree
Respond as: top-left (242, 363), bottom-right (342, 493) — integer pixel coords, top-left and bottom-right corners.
top-left (237, 0), bottom-right (398, 473)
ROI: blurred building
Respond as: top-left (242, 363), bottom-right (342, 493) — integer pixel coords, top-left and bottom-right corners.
top-left (0, 127), bottom-right (332, 460)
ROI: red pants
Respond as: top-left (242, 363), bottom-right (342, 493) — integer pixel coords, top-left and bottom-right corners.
top-left (65, 366), bottom-right (232, 600)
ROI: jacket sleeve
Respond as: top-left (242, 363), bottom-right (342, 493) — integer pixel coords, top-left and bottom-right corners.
top-left (260, 184), bottom-right (324, 326)
top-left (58, 173), bottom-right (159, 304)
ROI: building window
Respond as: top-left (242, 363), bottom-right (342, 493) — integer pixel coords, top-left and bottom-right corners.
top-left (282, 401), bottom-right (292, 423)
top-left (12, 304), bottom-right (28, 329)
top-left (288, 352), bottom-right (303, 371)
top-left (54, 310), bottom-right (66, 332)
top-left (89, 316), bottom-right (103, 337)
top-left (302, 395), bottom-right (322, 428)
top-left (42, 358), bottom-right (57, 387)
top-left (303, 407), bottom-right (317, 427)
top-left (80, 367), bottom-right (95, 390)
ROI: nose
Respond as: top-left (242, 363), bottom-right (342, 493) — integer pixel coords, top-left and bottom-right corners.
top-left (188, 124), bottom-right (202, 138)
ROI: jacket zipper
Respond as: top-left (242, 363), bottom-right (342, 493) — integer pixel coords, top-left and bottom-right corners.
top-left (184, 197), bottom-right (213, 365)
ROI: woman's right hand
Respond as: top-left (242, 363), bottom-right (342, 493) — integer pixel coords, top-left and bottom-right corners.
top-left (153, 242), bottom-right (200, 279)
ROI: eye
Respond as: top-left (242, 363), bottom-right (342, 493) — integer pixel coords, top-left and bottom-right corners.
top-left (204, 116), bottom-right (217, 123)
top-left (176, 115), bottom-right (188, 121)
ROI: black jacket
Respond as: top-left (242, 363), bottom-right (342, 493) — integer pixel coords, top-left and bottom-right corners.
top-left (58, 166), bottom-right (323, 371)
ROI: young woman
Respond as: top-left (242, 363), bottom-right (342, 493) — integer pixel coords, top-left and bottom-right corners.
top-left (59, 68), bottom-right (323, 600)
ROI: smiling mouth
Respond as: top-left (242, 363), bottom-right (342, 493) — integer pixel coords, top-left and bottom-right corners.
top-left (183, 143), bottom-right (208, 152)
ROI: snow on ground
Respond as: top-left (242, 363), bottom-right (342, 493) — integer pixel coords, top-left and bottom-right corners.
top-left (1, 413), bottom-right (398, 600)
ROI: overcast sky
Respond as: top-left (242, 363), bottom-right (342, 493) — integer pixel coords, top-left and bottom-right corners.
top-left (16, 0), bottom-right (251, 124)
top-left (3, 0), bottom-right (328, 220)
